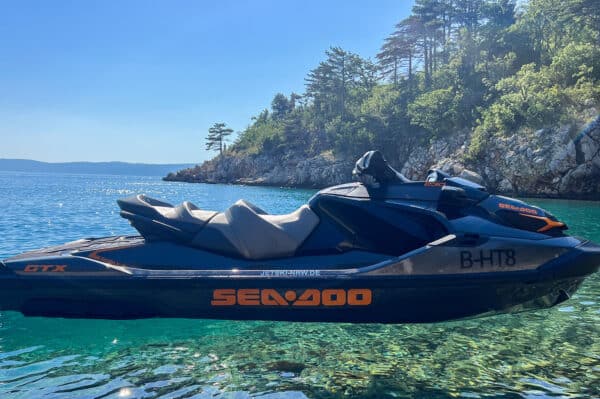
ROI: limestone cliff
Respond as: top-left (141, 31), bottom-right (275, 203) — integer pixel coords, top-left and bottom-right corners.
top-left (165, 113), bottom-right (600, 199)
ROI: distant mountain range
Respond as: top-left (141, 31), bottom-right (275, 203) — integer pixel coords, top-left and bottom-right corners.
top-left (0, 159), bottom-right (197, 176)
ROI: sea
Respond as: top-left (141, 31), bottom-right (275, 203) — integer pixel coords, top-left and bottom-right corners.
top-left (0, 171), bottom-right (598, 399)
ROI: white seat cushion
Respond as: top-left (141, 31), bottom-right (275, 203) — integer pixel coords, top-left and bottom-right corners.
top-left (204, 200), bottom-right (319, 259)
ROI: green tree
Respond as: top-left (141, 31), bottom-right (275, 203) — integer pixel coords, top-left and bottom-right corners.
top-left (305, 47), bottom-right (377, 123)
top-left (412, 0), bottom-right (437, 86)
top-left (377, 16), bottom-right (421, 85)
top-left (453, 0), bottom-right (484, 36)
top-left (271, 93), bottom-right (292, 120)
top-left (411, 0), bottom-right (461, 85)
top-left (206, 122), bottom-right (233, 155)
top-left (360, 84), bottom-right (421, 163)
top-left (515, 0), bottom-right (598, 65)
top-left (567, 0), bottom-right (600, 38)
top-left (224, 0), bottom-right (599, 170)
top-left (408, 87), bottom-right (461, 135)
top-left (289, 92), bottom-right (302, 109)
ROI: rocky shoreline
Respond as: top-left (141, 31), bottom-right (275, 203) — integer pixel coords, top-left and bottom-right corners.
top-left (165, 113), bottom-right (600, 200)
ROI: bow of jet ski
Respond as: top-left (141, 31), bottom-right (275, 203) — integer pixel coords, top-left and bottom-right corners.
top-left (1, 150), bottom-right (598, 322)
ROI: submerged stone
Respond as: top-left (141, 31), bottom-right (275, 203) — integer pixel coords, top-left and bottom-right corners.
top-left (266, 361), bottom-right (307, 374)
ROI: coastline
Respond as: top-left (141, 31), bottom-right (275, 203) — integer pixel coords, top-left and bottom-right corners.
top-left (165, 114), bottom-right (600, 201)
top-left (164, 176), bottom-right (600, 201)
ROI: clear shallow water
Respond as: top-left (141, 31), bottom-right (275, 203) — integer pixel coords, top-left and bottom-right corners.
top-left (0, 172), bottom-right (598, 399)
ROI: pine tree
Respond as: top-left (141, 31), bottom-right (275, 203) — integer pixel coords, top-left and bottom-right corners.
top-left (271, 93), bottom-right (291, 119)
top-left (205, 122), bottom-right (233, 155)
top-left (305, 47), bottom-right (377, 122)
top-left (377, 16), bottom-right (421, 85)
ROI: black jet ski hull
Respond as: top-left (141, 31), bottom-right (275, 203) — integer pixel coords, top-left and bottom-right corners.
top-left (0, 275), bottom-right (585, 323)
top-left (1, 237), bottom-right (598, 323)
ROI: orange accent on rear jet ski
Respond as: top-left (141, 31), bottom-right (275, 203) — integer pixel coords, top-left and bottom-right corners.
top-left (519, 213), bottom-right (566, 232)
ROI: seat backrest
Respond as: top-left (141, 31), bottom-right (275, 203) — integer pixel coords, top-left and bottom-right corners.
top-left (259, 205), bottom-right (320, 244)
top-left (118, 195), bottom-right (217, 240)
top-left (193, 200), bottom-right (319, 259)
top-left (352, 150), bottom-right (410, 187)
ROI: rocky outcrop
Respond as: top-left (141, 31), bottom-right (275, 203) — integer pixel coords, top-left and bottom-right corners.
top-left (166, 113), bottom-right (600, 199)
top-left (165, 151), bottom-right (354, 188)
top-left (404, 113), bottom-right (600, 199)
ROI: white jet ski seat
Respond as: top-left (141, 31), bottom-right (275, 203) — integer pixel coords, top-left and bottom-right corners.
top-left (117, 195), bottom-right (320, 260)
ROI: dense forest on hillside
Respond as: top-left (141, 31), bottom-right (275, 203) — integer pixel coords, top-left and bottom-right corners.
top-left (220, 0), bottom-right (599, 165)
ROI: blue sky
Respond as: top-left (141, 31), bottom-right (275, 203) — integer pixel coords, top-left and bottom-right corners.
top-left (0, 1), bottom-right (413, 163)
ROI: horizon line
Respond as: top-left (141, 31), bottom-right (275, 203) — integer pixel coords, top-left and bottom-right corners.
top-left (0, 158), bottom-right (199, 166)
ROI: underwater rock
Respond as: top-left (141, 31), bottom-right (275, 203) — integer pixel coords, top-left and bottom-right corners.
top-left (266, 361), bottom-right (307, 374)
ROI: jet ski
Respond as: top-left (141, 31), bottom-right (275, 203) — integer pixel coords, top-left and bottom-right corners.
top-left (1, 151), bottom-right (598, 323)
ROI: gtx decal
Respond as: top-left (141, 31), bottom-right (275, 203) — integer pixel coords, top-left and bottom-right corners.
top-left (460, 250), bottom-right (516, 268)
top-left (24, 265), bottom-right (67, 272)
top-left (211, 288), bottom-right (372, 307)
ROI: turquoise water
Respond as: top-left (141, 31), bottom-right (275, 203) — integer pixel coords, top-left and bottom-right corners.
top-left (0, 172), bottom-right (598, 399)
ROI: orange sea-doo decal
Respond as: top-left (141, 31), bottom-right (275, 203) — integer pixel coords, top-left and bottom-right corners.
top-left (211, 288), bottom-right (372, 307)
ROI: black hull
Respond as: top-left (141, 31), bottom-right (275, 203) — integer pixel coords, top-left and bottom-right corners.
top-left (2, 235), bottom-right (599, 323)
top-left (0, 274), bottom-right (585, 323)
